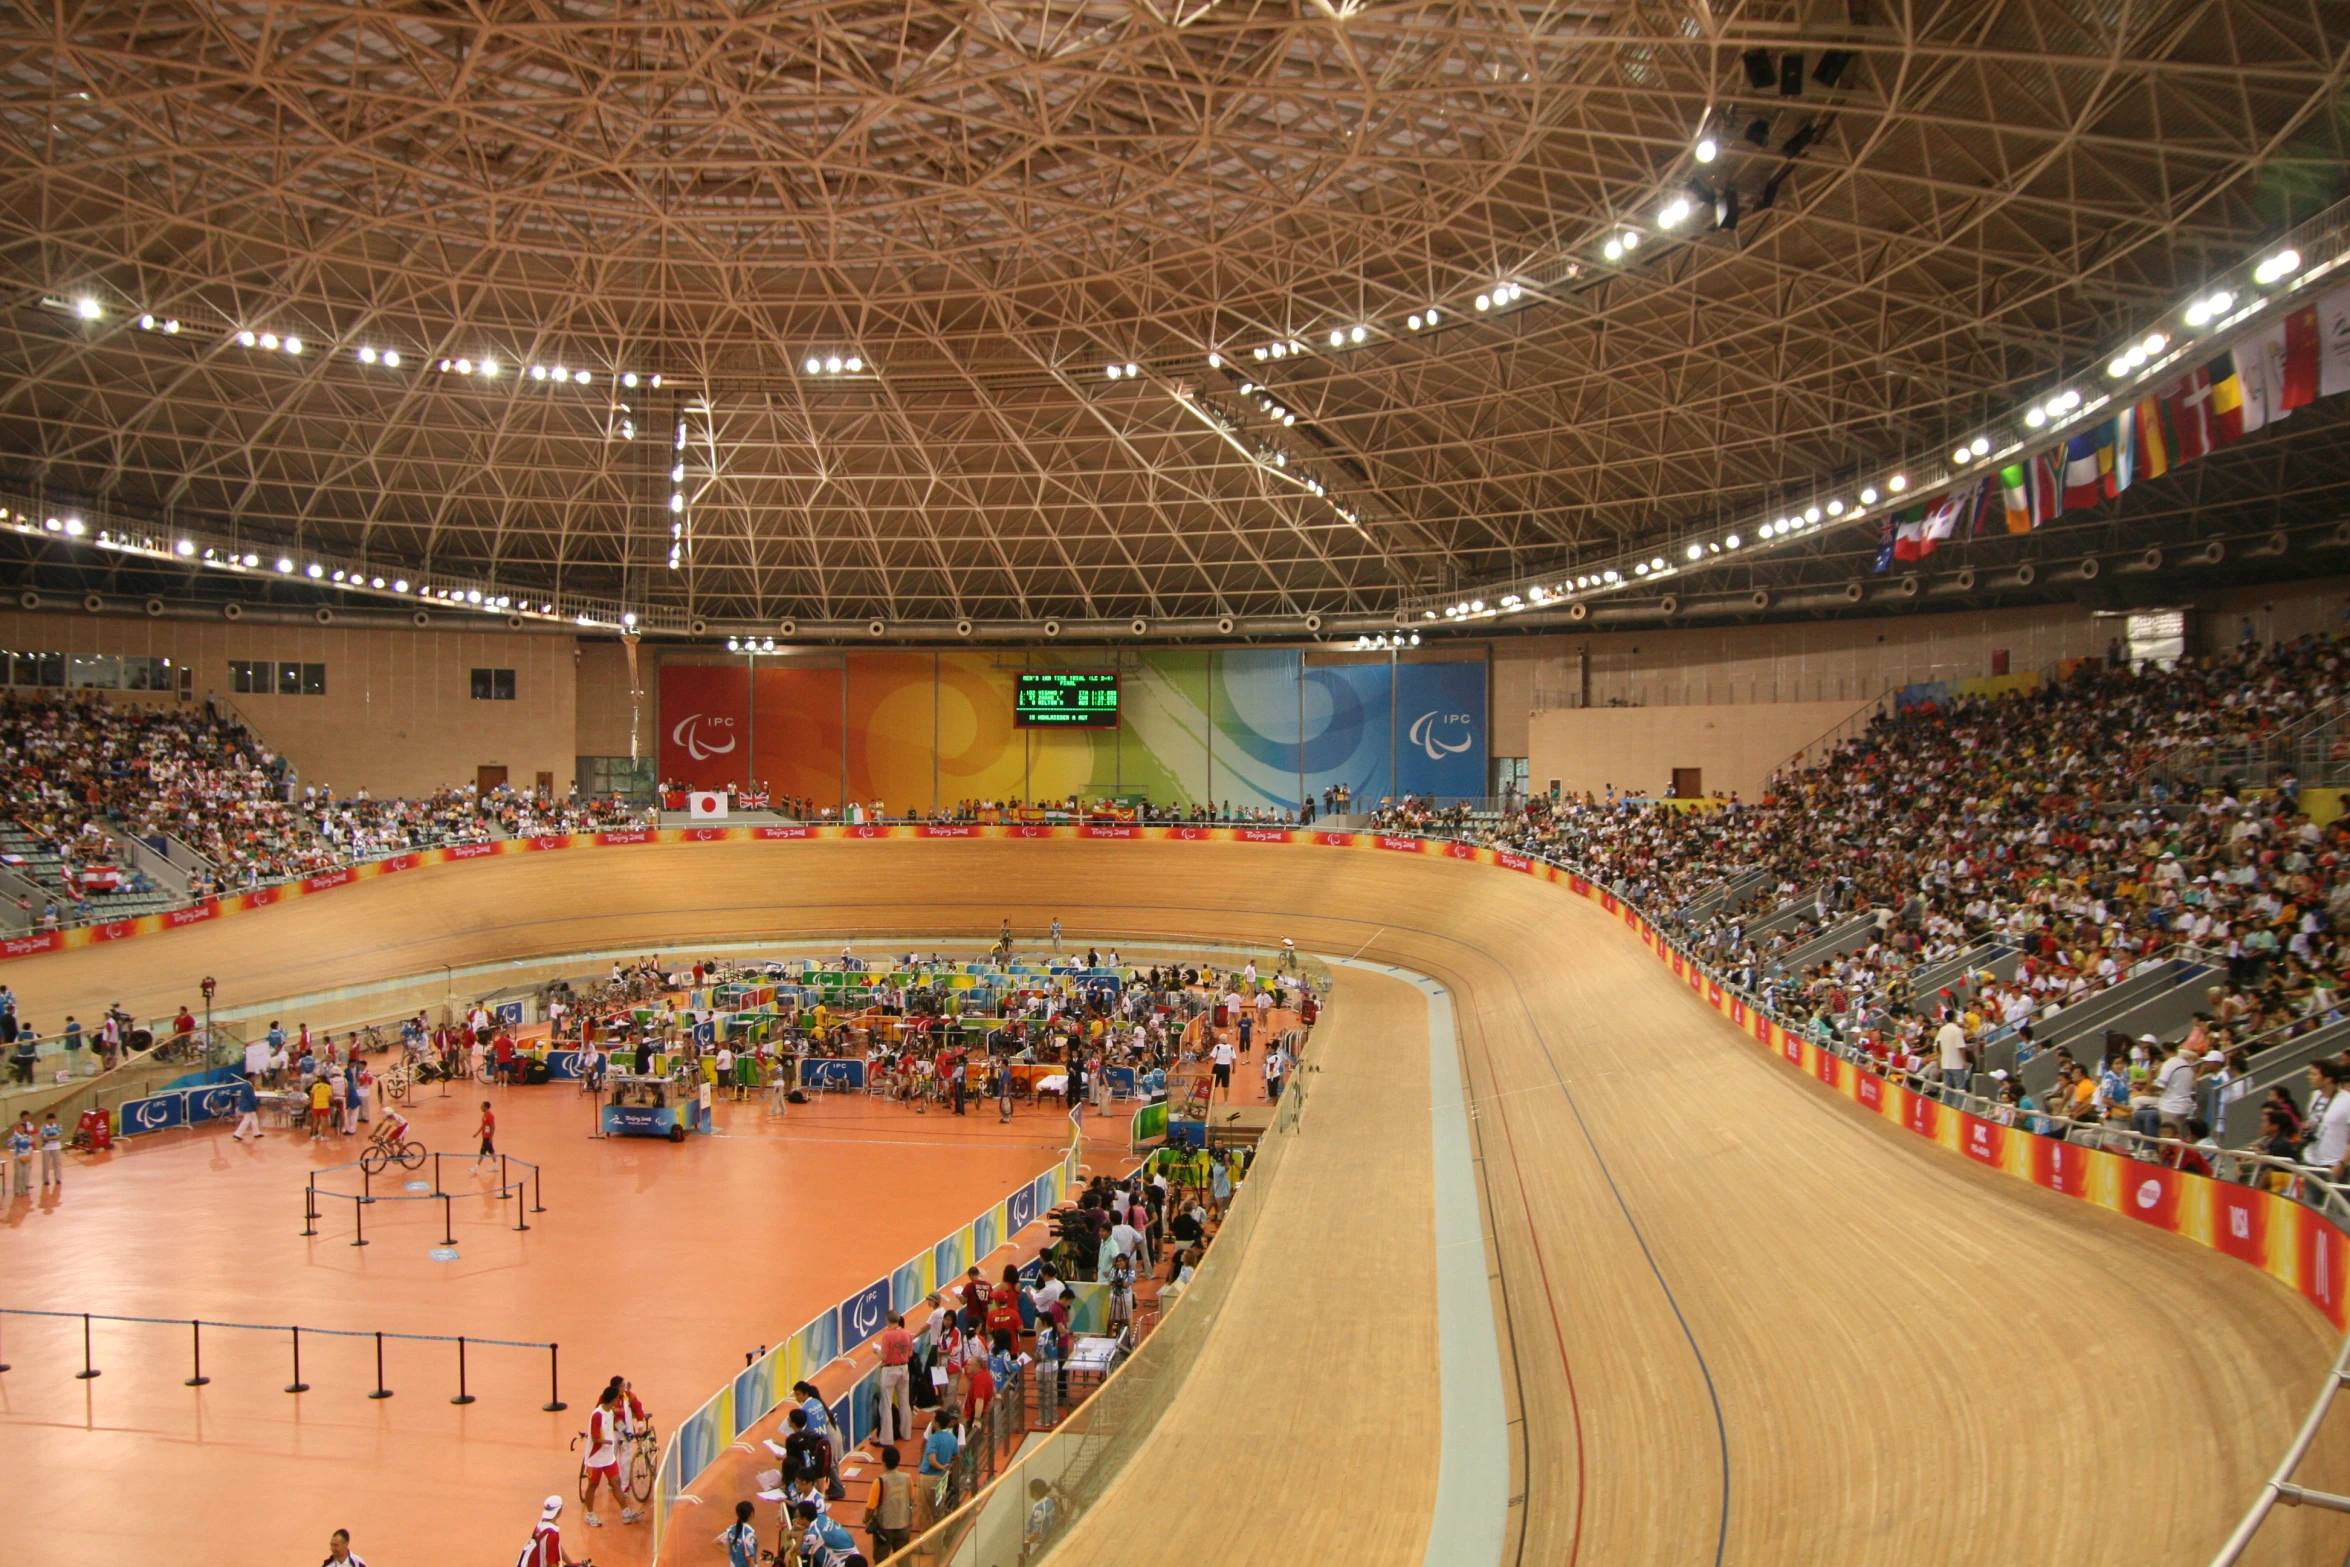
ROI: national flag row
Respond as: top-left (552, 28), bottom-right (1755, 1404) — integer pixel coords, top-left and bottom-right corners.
top-left (1876, 281), bottom-right (2350, 568)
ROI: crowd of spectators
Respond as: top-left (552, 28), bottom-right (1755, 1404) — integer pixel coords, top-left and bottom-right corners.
top-left (1375, 638), bottom-right (2350, 1178)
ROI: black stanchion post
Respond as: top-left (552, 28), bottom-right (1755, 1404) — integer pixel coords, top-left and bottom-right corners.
top-left (186, 1319), bottom-right (209, 1387)
top-left (442, 1193), bottom-right (454, 1247)
top-left (361, 1162), bottom-right (372, 1204)
top-left (351, 1194), bottom-right (367, 1247)
top-left (369, 1331), bottom-right (392, 1399)
top-left (432, 1151), bottom-right (443, 1198)
top-left (532, 1165), bottom-right (544, 1214)
top-left (500, 1151), bottom-right (508, 1193)
top-left (513, 1179), bottom-right (530, 1232)
top-left (0, 1311), bottom-right (10, 1373)
top-left (451, 1336), bottom-right (475, 1405)
top-left (544, 1342), bottom-right (566, 1412)
top-left (302, 1175), bottom-right (318, 1237)
top-left (286, 1326), bottom-right (309, 1394)
top-left (74, 1313), bottom-right (98, 1380)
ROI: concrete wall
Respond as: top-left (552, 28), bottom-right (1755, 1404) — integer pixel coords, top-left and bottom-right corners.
top-left (0, 612), bottom-right (578, 798)
top-left (1528, 700), bottom-right (1871, 803)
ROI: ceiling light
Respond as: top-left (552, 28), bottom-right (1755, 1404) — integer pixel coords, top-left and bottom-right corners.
top-left (1328, 330), bottom-right (1344, 348)
top-left (1636, 562), bottom-right (1650, 575)
top-left (1123, 362), bottom-right (1137, 377)
top-left (274, 558), bottom-right (292, 573)
top-left (532, 364), bottom-right (548, 380)
top-left (1686, 543), bottom-right (1703, 560)
top-left (2025, 405), bottom-right (2048, 427)
top-left (163, 320), bottom-right (179, 333)
top-left (237, 330), bottom-right (257, 347)
top-left (669, 493), bottom-right (685, 512)
top-left (1658, 199), bottom-right (1690, 228)
top-left (1471, 600), bottom-right (1485, 612)
top-left (63, 518), bottom-right (83, 536)
top-left (1826, 499), bottom-right (1844, 515)
top-left (1475, 293), bottom-right (1491, 310)
top-left (1105, 364), bottom-right (1121, 379)
top-left (1350, 325), bottom-right (1367, 343)
top-left (75, 297), bottom-right (101, 320)
top-left (1971, 436), bottom-right (1989, 456)
top-left (2108, 357), bottom-right (2131, 378)
top-left (305, 563), bottom-right (323, 578)
top-left (175, 540), bottom-right (193, 556)
top-left (1725, 534), bottom-right (1741, 548)
top-left (1603, 239), bottom-right (1623, 262)
top-left (1953, 446), bottom-right (1971, 464)
top-left (1695, 137), bottom-right (1718, 162)
top-left (392, 578), bottom-right (407, 591)
top-left (2142, 333), bottom-right (2167, 355)
top-left (1859, 486), bottom-right (1878, 504)
top-left (1253, 347), bottom-right (1268, 361)
top-left (1603, 570), bottom-right (1619, 583)
top-left (455, 358), bottom-right (472, 374)
top-left (479, 357), bottom-right (497, 376)
top-left (1408, 315), bottom-right (1423, 331)
top-left (2254, 249), bottom-right (2301, 285)
top-left (1650, 557), bottom-right (1666, 571)
top-left (845, 358), bottom-right (863, 374)
top-left (1803, 506), bottom-right (1821, 523)
top-left (1207, 352), bottom-right (1222, 367)
top-left (574, 370), bottom-right (590, 384)
top-left (552, 365), bottom-right (569, 381)
top-left (258, 333), bottom-right (279, 350)
top-left (358, 347), bottom-right (377, 364)
top-left (2184, 291), bottom-right (2234, 327)
top-left (1889, 474), bottom-right (1907, 491)
top-left (282, 336), bottom-right (301, 355)
top-left (623, 372), bottom-right (639, 387)
top-left (372, 577), bottom-right (385, 589)
top-left (805, 357), bottom-right (822, 374)
top-left (1622, 231), bottom-right (1641, 250)
top-left (823, 356), bottom-right (842, 374)
top-left (1426, 307), bottom-right (1441, 325)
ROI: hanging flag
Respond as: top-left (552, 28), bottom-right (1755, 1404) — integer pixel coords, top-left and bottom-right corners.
top-left (2030, 448), bottom-right (2065, 523)
top-left (2209, 351), bottom-right (2247, 443)
top-left (2280, 304), bottom-right (2321, 413)
top-left (2062, 429), bottom-right (2105, 509)
top-left (2133, 392), bottom-right (2170, 481)
top-left (1871, 516), bottom-right (1896, 573)
top-left (2107, 411), bottom-right (2134, 497)
top-left (1890, 503), bottom-right (1927, 562)
top-left (1998, 463), bottom-right (2033, 533)
top-left (1969, 475), bottom-right (1998, 537)
top-left (1919, 485), bottom-right (1969, 556)
top-left (2165, 365), bottom-right (2216, 462)
top-left (2319, 283), bottom-right (2350, 398)
top-left (2239, 330), bottom-right (2278, 433)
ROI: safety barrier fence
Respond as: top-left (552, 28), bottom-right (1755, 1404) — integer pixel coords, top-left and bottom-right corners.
top-left (876, 1043), bottom-right (1311, 1566)
top-left (0, 1305), bottom-right (566, 1408)
top-left (301, 1152), bottom-right (545, 1246)
top-left (650, 1114), bottom-right (1089, 1560)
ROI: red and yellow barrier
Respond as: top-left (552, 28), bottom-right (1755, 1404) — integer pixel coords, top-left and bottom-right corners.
top-left (16, 822), bottom-right (2346, 1325)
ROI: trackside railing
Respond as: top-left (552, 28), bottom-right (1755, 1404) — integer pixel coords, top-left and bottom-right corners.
top-left (649, 1115), bottom-right (1088, 1560)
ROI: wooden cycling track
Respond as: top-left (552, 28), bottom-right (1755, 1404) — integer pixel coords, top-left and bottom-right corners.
top-left (18, 836), bottom-right (2350, 1566)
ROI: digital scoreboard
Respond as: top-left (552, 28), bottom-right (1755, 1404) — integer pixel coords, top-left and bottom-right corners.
top-left (1013, 671), bottom-right (1121, 728)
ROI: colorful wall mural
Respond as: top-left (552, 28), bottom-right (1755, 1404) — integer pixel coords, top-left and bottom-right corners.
top-left (654, 650), bottom-right (1489, 811)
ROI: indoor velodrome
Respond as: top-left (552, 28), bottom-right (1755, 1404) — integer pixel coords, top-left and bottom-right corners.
top-left (6, 6), bottom-right (2350, 1566)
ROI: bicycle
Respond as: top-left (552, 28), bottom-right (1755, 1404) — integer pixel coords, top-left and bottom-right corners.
top-left (572, 1424), bottom-right (657, 1506)
top-left (357, 1133), bottom-right (425, 1175)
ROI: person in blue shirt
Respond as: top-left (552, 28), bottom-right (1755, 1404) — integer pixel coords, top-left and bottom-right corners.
top-left (790, 1380), bottom-right (845, 1500)
top-left (8, 1114), bottom-right (33, 1196)
top-left (917, 1407), bottom-right (961, 1516)
top-left (792, 1499), bottom-right (858, 1567)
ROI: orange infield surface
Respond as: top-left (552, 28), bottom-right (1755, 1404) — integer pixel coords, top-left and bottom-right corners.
top-left (1, 1064), bottom-right (1126, 1567)
top-left (4, 834), bottom-right (2350, 1567)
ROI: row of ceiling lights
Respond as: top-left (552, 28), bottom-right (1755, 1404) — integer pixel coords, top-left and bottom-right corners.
top-left (802, 354), bottom-right (866, 375)
top-left (1422, 220), bottom-right (2331, 623)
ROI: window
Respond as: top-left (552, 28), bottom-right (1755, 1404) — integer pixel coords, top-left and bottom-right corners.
top-left (68, 654), bottom-right (119, 690)
top-left (120, 656), bottom-right (171, 692)
top-left (471, 667), bottom-right (516, 701)
top-left (6, 652), bottom-right (63, 688)
top-left (231, 659), bottom-right (326, 696)
top-left (579, 754), bottom-right (655, 802)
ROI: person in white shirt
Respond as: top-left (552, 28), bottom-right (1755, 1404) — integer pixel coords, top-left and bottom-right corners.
top-left (2153, 1041), bottom-right (2203, 1138)
top-left (1934, 1012), bottom-right (1970, 1099)
top-left (1210, 1036), bottom-right (1236, 1102)
top-left (2314, 1063), bottom-right (2350, 1181)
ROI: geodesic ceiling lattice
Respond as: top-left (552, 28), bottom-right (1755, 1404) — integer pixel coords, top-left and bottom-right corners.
top-left (1, 0), bottom-right (2347, 629)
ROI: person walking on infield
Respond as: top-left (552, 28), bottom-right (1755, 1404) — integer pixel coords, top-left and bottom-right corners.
top-left (1210, 1035), bottom-right (1235, 1102)
top-left (716, 1500), bottom-right (759, 1567)
top-left (321, 1527), bottom-right (367, 1567)
top-left (470, 1100), bottom-right (497, 1175)
top-left (232, 1071), bottom-right (264, 1142)
top-left (1050, 916), bottom-right (1062, 953)
top-left (38, 1111), bottom-right (62, 1189)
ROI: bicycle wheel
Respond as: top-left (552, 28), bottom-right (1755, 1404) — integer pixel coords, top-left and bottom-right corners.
top-left (397, 1140), bottom-right (426, 1170)
top-left (382, 1066), bottom-right (411, 1103)
top-left (358, 1144), bottom-right (388, 1177)
top-left (628, 1443), bottom-right (656, 1504)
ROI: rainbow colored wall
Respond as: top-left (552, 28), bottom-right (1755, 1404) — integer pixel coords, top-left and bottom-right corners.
top-left (654, 650), bottom-right (1487, 810)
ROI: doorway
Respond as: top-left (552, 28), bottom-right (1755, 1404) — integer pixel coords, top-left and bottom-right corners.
top-left (535, 771), bottom-right (554, 799)
top-left (477, 765), bottom-right (509, 794)
top-left (1671, 768), bottom-right (1703, 800)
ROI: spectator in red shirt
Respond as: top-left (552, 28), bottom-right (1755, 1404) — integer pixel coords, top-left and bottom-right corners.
top-left (875, 1312), bottom-right (916, 1449)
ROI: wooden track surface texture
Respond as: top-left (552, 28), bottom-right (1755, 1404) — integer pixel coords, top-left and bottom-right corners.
top-left (11, 837), bottom-right (2348, 1565)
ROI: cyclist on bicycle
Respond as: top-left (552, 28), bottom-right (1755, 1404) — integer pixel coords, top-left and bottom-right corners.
top-left (368, 1106), bottom-right (411, 1154)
